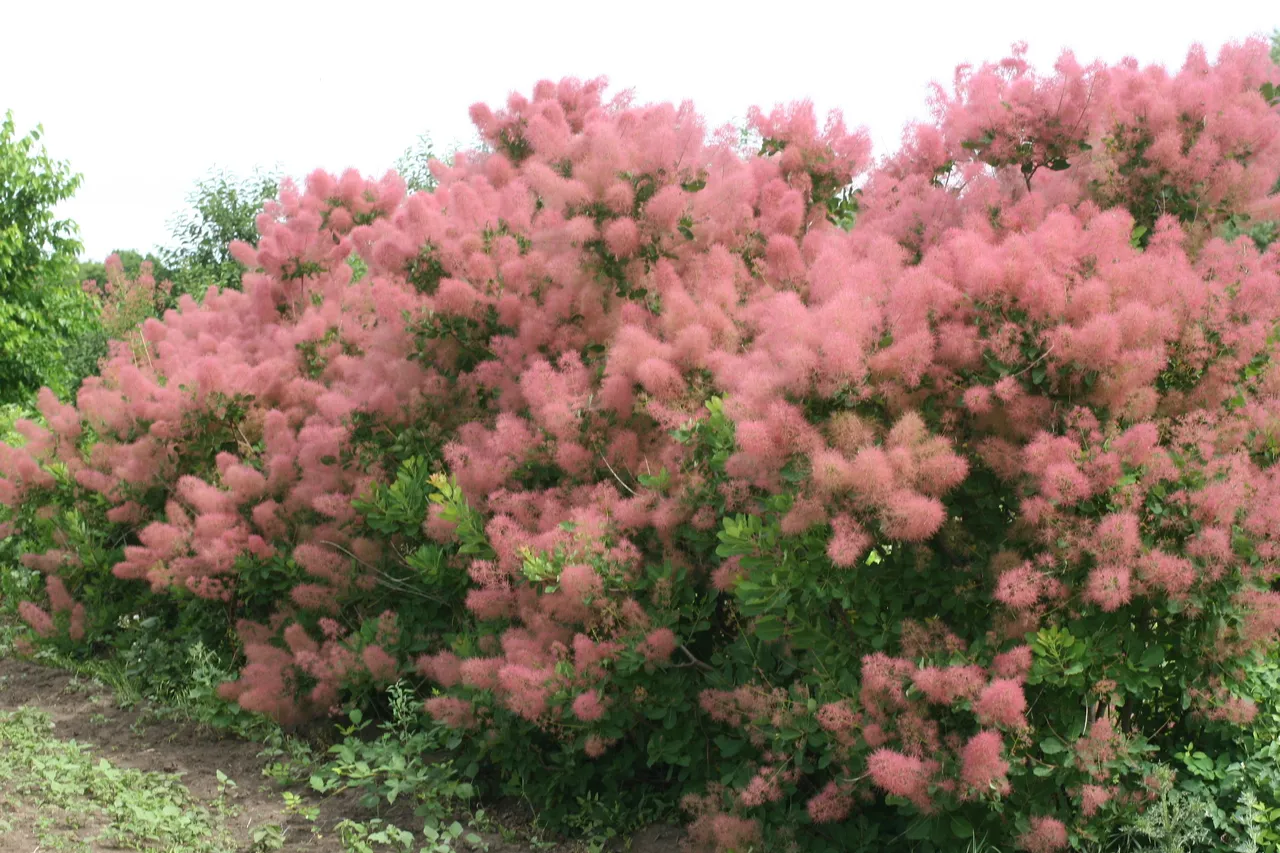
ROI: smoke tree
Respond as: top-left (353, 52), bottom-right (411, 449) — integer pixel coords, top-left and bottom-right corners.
top-left (4, 37), bottom-right (1280, 852)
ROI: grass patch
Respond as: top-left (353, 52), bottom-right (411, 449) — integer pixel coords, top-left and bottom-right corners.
top-left (0, 706), bottom-right (237, 852)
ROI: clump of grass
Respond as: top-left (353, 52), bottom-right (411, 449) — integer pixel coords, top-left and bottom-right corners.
top-left (0, 706), bottom-right (236, 852)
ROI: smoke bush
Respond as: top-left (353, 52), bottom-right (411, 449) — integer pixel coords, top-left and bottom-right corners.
top-left (4, 36), bottom-right (1280, 851)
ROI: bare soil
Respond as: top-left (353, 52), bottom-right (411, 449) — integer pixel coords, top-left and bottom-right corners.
top-left (0, 656), bottom-right (683, 853)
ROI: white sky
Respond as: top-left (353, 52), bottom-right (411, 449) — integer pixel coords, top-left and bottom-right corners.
top-left (3, 0), bottom-right (1277, 262)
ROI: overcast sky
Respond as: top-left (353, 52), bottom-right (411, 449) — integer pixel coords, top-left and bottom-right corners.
top-left (3, 0), bottom-right (1277, 262)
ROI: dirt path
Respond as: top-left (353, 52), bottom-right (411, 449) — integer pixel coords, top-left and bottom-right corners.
top-left (0, 657), bottom-right (683, 853)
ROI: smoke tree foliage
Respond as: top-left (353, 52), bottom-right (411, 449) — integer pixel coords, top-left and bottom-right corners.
top-left (0, 110), bottom-right (98, 403)
top-left (5, 37), bottom-right (1280, 852)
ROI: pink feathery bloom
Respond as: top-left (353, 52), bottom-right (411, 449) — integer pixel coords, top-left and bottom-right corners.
top-left (361, 645), bottom-right (398, 683)
top-left (571, 689), bottom-right (607, 722)
top-left (993, 376), bottom-right (1021, 403)
top-left (283, 623), bottom-right (320, 655)
top-left (848, 446), bottom-right (897, 506)
top-left (808, 448), bottom-right (860, 494)
top-left (1039, 460), bottom-right (1090, 504)
top-left (422, 503), bottom-right (459, 542)
top-left (498, 665), bottom-right (552, 721)
top-left (572, 634), bottom-right (619, 675)
top-left (45, 575), bottom-right (74, 613)
top-left (643, 185), bottom-right (685, 231)
top-left (738, 769), bottom-right (784, 807)
top-left (68, 604), bottom-right (86, 641)
top-left (827, 513), bottom-right (871, 568)
top-left (963, 385), bottom-right (994, 414)
top-left (1075, 717), bottom-right (1119, 765)
top-left (223, 463), bottom-right (268, 503)
top-left (991, 646), bottom-right (1033, 680)
top-left (1212, 695), bottom-right (1258, 724)
top-left (640, 627), bottom-right (677, 662)
top-left (866, 748), bottom-right (932, 808)
top-left (603, 181), bottom-right (634, 213)
top-left (1080, 784), bottom-right (1113, 816)
top-left (251, 501), bottom-right (286, 540)
top-left (711, 556), bottom-right (747, 592)
top-left (106, 502), bottom-right (144, 524)
top-left (559, 563), bottom-right (603, 602)
top-left (620, 598), bottom-right (651, 629)
top-left (459, 657), bottom-right (503, 690)
top-left (973, 679), bottom-right (1028, 728)
top-left (807, 781), bottom-right (854, 823)
top-left (861, 652), bottom-right (916, 711)
top-left (1142, 550), bottom-right (1196, 596)
top-left (291, 583), bottom-right (339, 613)
top-left (1018, 816), bottom-right (1068, 852)
top-left (1085, 565), bottom-right (1132, 612)
top-left (994, 563), bottom-right (1049, 611)
top-left (583, 734), bottom-right (610, 758)
top-left (815, 701), bottom-right (858, 735)
top-left (705, 815), bottom-right (760, 852)
top-left (466, 588), bottom-right (515, 620)
top-left (960, 730), bottom-right (1010, 795)
top-left (18, 602), bottom-right (55, 638)
top-left (881, 490), bottom-right (946, 541)
top-left (1093, 512), bottom-right (1141, 560)
top-left (424, 696), bottom-right (477, 729)
top-left (912, 665), bottom-right (986, 705)
top-left (417, 651), bottom-right (462, 687)
top-left (603, 218), bottom-right (642, 257)
top-left (635, 357), bottom-right (684, 401)
top-left (294, 542), bottom-right (348, 583)
top-left (781, 494), bottom-right (828, 534)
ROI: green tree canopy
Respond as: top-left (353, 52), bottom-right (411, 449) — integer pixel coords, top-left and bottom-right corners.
top-left (161, 168), bottom-right (278, 298)
top-left (0, 110), bottom-right (97, 403)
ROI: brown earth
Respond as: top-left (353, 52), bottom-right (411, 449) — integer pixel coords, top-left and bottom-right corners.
top-left (0, 656), bottom-right (683, 853)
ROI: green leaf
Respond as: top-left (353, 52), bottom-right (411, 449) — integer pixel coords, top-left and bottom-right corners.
top-left (1040, 737), bottom-right (1065, 755)
top-left (753, 616), bottom-right (785, 642)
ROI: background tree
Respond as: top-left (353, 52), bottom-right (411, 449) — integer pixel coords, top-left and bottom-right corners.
top-left (0, 110), bottom-right (97, 403)
top-left (77, 248), bottom-right (173, 290)
top-left (161, 167), bottom-right (278, 299)
top-left (62, 251), bottom-right (177, 394)
top-left (394, 132), bottom-right (439, 194)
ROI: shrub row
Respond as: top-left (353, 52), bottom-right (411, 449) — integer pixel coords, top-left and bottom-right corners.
top-left (4, 39), bottom-right (1280, 851)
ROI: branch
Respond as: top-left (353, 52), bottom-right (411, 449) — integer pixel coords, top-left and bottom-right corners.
top-left (676, 644), bottom-right (713, 672)
top-left (599, 452), bottom-right (636, 496)
top-left (319, 539), bottom-right (447, 604)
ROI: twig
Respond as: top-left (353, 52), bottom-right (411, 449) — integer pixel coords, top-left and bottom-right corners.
top-left (1009, 343), bottom-right (1055, 379)
top-left (319, 539), bottom-right (447, 603)
top-left (599, 453), bottom-right (636, 495)
top-left (136, 330), bottom-right (156, 372)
